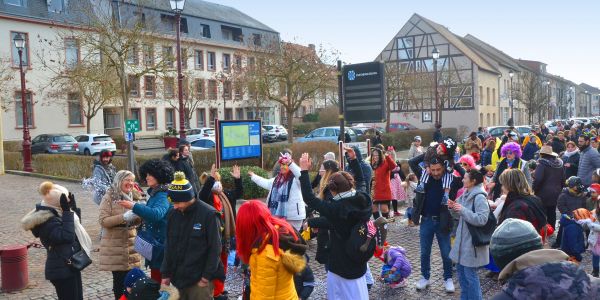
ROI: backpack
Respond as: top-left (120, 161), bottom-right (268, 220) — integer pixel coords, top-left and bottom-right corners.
top-left (344, 219), bottom-right (377, 264)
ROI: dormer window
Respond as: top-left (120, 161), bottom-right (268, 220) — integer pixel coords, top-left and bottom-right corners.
top-left (221, 25), bottom-right (242, 42)
top-left (5, 0), bottom-right (25, 7)
top-left (48, 0), bottom-right (64, 13)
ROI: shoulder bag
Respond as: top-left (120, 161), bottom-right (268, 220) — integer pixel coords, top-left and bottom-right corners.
top-left (466, 194), bottom-right (497, 247)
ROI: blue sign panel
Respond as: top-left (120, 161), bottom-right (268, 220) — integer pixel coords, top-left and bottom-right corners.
top-left (219, 120), bottom-right (262, 161)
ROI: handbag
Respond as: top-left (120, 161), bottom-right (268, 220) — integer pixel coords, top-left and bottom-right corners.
top-left (134, 224), bottom-right (163, 261)
top-left (67, 249), bottom-right (92, 271)
top-left (466, 194), bottom-right (497, 247)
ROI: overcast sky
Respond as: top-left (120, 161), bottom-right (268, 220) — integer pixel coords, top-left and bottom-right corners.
top-left (211, 0), bottom-right (600, 88)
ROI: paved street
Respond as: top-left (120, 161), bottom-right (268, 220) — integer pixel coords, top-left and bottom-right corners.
top-left (0, 173), bottom-right (596, 299)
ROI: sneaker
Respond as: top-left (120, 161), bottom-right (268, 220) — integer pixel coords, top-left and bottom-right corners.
top-left (390, 278), bottom-right (407, 289)
top-left (394, 211), bottom-right (402, 217)
top-left (415, 277), bottom-right (430, 290)
top-left (444, 279), bottom-right (455, 293)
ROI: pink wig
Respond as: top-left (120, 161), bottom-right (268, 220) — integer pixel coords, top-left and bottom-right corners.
top-left (501, 142), bottom-right (522, 159)
top-left (458, 154), bottom-right (477, 170)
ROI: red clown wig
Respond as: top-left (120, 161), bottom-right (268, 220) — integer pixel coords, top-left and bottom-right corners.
top-left (235, 200), bottom-right (298, 264)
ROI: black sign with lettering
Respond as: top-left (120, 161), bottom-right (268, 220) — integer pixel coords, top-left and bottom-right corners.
top-left (342, 62), bottom-right (386, 123)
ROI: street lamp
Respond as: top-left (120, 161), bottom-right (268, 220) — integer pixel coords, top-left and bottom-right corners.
top-left (509, 70), bottom-right (514, 122)
top-left (432, 47), bottom-right (440, 125)
top-left (13, 33), bottom-right (33, 172)
top-left (568, 86), bottom-right (573, 118)
top-left (170, 0), bottom-right (186, 139)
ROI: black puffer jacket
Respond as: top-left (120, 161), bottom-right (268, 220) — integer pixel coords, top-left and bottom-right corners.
top-left (21, 205), bottom-right (82, 281)
top-left (162, 154), bottom-right (200, 194)
top-left (299, 170), bottom-right (372, 279)
top-left (532, 157), bottom-right (565, 207)
top-left (562, 151), bottom-right (580, 178)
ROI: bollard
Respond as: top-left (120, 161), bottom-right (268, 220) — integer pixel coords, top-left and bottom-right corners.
top-left (0, 244), bottom-right (32, 292)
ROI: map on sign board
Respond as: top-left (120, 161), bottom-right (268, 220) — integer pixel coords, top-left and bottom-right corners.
top-left (218, 120), bottom-right (262, 161)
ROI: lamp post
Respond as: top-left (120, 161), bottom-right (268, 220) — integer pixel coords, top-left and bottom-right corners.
top-left (509, 70), bottom-right (514, 122)
top-left (585, 90), bottom-right (590, 117)
top-left (568, 86), bottom-right (573, 118)
top-left (432, 47), bottom-right (440, 125)
top-left (170, 0), bottom-right (186, 139)
top-left (13, 33), bottom-right (33, 172)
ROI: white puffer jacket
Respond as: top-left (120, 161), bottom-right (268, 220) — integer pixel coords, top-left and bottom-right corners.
top-left (250, 162), bottom-right (306, 221)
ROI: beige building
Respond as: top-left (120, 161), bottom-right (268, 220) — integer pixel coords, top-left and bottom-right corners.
top-left (0, 0), bottom-right (281, 141)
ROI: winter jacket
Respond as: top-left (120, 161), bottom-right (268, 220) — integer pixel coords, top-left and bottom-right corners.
top-left (491, 158), bottom-right (532, 200)
top-left (532, 157), bottom-right (565, 207)
top-left (250, 162), bottom-right (306, 221)
top-left (91, 160), bottom-right (116, 205)
top-left (98, 190), bottom-right (142, 271)
top-left (498, 192), bottom-right (547, 233)
top-left (587, 215), bottom-right (600, 252)
top-left (492, 249), bottom-right (600, 300)
top-left (559, 215), bottom-right (586, 261)
top-left (449, 184), bottom-right (490, 267)
top-left (132, 187), bottom-right (171, 269)
top-left (521, 142), bottom-right (539, 161)
top-left (345, 146), bottom-right (371, 195)
top-left (562, 150), bottom-right (580, 178)
top-left (551, 138), bottom-right (566, 155)
top-left (464, 137), bottom-right (482, 154)
top-left (299, 167), bottom-right (373, 279)
top-left (490, 137), bottom-right (504, 171)
top-left (199, 176), bottom-right (243, 218)
top-left (557, 188), bottom-right (586, 215)
top-left (433, 129), bottom-right (443, 143)
top-left (372, 154), bottom-right (397, 201)
top-left (384, 247), bottom-right (411, 279)
top-left (578, 146), bottom-right (600, 186)
top-left (162, 154), bottom-right (200, 195)
top-left (408, 143), bottom-right (424, 159)
top-left (161, 200), bottom-right (224, 289)
top-left (21, 205), bottom-right (82, 281)
top-left (307, 216), bottom-right (331, 265)
top-left (480, 149), bottom-right (493, 168)
top-left (249, 233), bottom-right (307, 300)
top-left (294, 259), bottom-right (315, 300)
top-left (521, 135), bottom-right (543, 149)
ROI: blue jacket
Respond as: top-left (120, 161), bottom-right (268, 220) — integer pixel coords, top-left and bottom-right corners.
top-left (133, 188), bottom-right (171, 269)
top-left (481, 149), bottom-right (493, 167)
top-left (522, 143), bottom-right (539, 161)
top-left (560, 215), bottom-right (585, 262)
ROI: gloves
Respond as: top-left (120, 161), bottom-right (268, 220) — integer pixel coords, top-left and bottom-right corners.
top-left (59, 194), bottom-right (70, 212)
top-left (123, 210), bottom-right (138, 223)
top-left (68, 192), bottom-right (77, 210)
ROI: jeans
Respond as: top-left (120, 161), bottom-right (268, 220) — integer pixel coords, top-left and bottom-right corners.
top-left (457, 264), bottom-right (483, 300)
top-left (593, 255), bottom-right (599, 272)
top-left (50, 272), bottom-right (83, 300)
top-left (545, 205), bottom-right (557, 230)
top-left (111, 271), bottom-right (128, 300)
top-left (419, 217), bottom-right (453, 280)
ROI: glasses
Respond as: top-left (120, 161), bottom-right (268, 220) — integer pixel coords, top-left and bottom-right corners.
top-left (505, 150), bottom-right (514, 155)
top-left (460, 162), bottom-right (469, 166)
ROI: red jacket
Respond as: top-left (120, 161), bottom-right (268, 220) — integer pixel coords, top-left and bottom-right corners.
top-left (372, 154), bottom-right (397, 202)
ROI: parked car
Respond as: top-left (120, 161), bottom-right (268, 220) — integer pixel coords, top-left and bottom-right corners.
top-left (487, 126), bottom-right (510, 139)
top-left (570, 117), bottom-right (591, 125)
top-left (31, 134), bottom-right (79, 154)
top-left (262, 127), bottom-right (278, 143)
top-left (515, 125), bottom-right (532, 137)
top-left (189, 137), bottom-right (216, 150)
top-left (263, 125), bottom-right (288, 140)
top-left (351, 126), bottom-right (383, 137)
top-left (186, 127), bottom-right (215, 142)
top-left (388, 122), bottom-right (417, 132)
top-left (75, 134), bottom-right (116, 156)
top-left (297, 126), bottom-right (358, 143)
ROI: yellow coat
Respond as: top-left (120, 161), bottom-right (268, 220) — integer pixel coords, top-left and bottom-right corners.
top-left (521, 135), bottom-right (542, 149)
top-left (249, 244), bottom-right (306, 300)
top-left (490, 137), bottom-right (503, 171)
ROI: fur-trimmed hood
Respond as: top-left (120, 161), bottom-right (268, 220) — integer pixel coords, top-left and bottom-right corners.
top-left (20, 205), bottom-right (58, 232)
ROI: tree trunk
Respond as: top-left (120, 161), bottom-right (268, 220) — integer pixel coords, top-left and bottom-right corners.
top-left (287, 109), bottom-right (295, 143)
top-left (385, 101), bottom-right (391, 132)
top-left (86, 117), bottom-right (92, 134)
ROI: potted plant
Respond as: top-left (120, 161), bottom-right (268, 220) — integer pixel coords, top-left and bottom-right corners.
top-left (163, 127), bottom-right (179, 149)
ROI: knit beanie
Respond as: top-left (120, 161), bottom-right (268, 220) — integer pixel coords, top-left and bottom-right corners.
top-left (123, 267), bottom-right (146, 290)
top-left (167, 171), bottom-right (195, 202)
top-left (490, 218), bottom-right (542, 271)
top-left (128, 277), bottom-right (160, 300)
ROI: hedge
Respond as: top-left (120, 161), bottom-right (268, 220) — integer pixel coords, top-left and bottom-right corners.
top-left (292, 122), bottom-right (320, 136)
top-left (218, 166), bottom-right (269, 199)
top-left (358, 128), bottom-right (457, 150)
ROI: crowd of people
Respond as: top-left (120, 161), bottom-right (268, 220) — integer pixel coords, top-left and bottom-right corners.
top-left (19, 119), bottom-right (600, 299)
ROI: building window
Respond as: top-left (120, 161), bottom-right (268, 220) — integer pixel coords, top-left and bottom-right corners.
top-left (493, 113), bottom-right (496, 125)
top-left (195, 79), bottom-right (205, 99)
top-left (180, 18), bottom-right (188, 33)
top-left (235, 108), bottom-right (244, 120)
top-left (247, 57), bottom-right (255, 70)
top-left (164, 77), bottom-right (175, 98)
top-left (67, 93), bottom-right (83, 125)
top-left (234, 55), bottom-right (242, 70)
top-left (15, 91), bottom-right (33, 128)
top-left (181, 48), bottom-right (187, 69)
top-left (222, 53), bottom-right (231, 72)
top-left (234, 84), bottom-right (242, 100)
top-left (194, 50), bottom-right (204, 70)
top-left (48, 0), bottom-right (64, 12)
top-left (165, 108), bottom-right (175, 129)
top-left (5, 0), bottom-right (24, 7)
top-left (146, 108), bottom-right (156, 130)
top-left (11, 32), bottom-right (29, 67)
top-left (223, 81), bottom-right (232, 100)
top-left (197, 108), bottom-right (206, 127)
top-left (225, 108), bottom-right (233, 120)
top-left (104, 111), bottom-right (121, 129)
top-left (480, 113), bottom-right (483, 127)
top-left (65, 38), bottom-right (79, 70)
top-left (201, 24), bottom-right (211, 38)
top-left (144, 76), bottom-right (155, 97)
top-left (207, 52), bottom-right (216, 71)
top-left (143, 44), bottom-right (154, 66)
top-left (209, 108), bottom-right (217, 126)
top-left (208, 80), bottom-right (217, 99)
top-left (487, 113), bottom-right (491, 126)
top-left (163, 46), bottom-right (174, 67)
top-left (253, 34), bottom-right (262, 46)
top-left (486, 87), bottom-right (490, 105)
top-left (492, 88), bottom-right (496, 106)
top-left (128, 75), bottom-right (140, 97)
top-left (130, 108), bottom-right (141, 127)
top-left (127, 44), bottom-right (139, 65)
top-left (479, 86), bottom-right (483, 105)
top-left (221, 25), bottom-right (242, 42)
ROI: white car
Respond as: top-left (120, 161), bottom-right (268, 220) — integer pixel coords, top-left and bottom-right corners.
top-left (186, 127), bottom-right (215, 142)
top-left (263, 125), bottom-right (288, 140)
top-left (189, 137), bottom-right (216, 150)
top-left (75, 134), bottom-right (116, 156)
top-left (570, 117), bottom-right (592, 125)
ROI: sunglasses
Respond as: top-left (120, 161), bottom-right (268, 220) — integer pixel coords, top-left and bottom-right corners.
top-left (460, 162), bottom-right (469, 166)
top-left (505, 150), bottom-right (514, 155)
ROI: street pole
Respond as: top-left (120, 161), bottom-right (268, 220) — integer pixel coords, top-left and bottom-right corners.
top-left (432, 47), bottom-right (440, 125)
top-left (509, 71), bottom-right (514, 122)
top-left (17, 48), bottom-right (33, 172)
top-left (337, 60), bottom-right (345, 142)
top-left (175, 12), bottom-right (186, 139)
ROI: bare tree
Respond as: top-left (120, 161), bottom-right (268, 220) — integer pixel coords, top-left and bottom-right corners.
top-left (0, 56), bottom-right (14, 110)
top-left (520, 71), bottom-right (548, 124)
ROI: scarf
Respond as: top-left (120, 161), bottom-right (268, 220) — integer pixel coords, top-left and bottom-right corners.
top-left (332, 189), bottom-right (357, 201)
top-left (41, 200), bottom-right (93, 257)
top-left (212, 191), bottom-right (236, 244)
top-left (563, 148), bottom-right (579, 158)
top-left (268, 178), bottom-right (292, 218)
top-left (148, 184), bottom-right (169, 197)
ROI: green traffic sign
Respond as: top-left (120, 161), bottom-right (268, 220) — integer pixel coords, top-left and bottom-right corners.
top-left (125, 119), bottom-right (140, 133)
